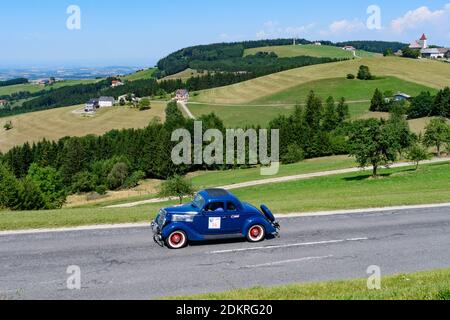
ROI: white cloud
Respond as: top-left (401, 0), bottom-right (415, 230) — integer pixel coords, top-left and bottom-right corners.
top-left (390, 4), bottom-right (450, 33)
top-left (320, 19), bottom-right (365, 36)
top-left (256, 21), bottom-right (315, 39)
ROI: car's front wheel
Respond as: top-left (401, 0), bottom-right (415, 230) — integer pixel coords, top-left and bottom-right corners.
top-left (165, 230), bottom-right (188, 249)
top-left (247, 225), bottom-right (266, 242)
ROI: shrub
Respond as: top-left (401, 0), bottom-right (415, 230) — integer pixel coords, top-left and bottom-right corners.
top-left (123, 170), bottom-right (146, 189)
top-left (95, 185), bottom-right (108, 195)
top-left (158, 176), bottom-right (196, 204)
top-left (16, 177), bottom-right (47, 211)
top-left (0, 164), bottom-right (21, 209)
top-left (281, 144), bottom-right (305, 164)
top-left (3, 121), bottom-right (13, 131)
top-left (107, 162), bottom-right (130, 190)
top-left (406, 143), bottom-right (431, 169)
top-left (27, 164), bottom-right (67, 209)
top-left (71, 172), bottom-right (96, 193)
top-left (346, 74), bottom-right (355, 80)
top-left (357, 65), bottom-right (373, 80)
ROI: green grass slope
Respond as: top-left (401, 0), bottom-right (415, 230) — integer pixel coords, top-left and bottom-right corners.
top-left (191, 57), bottom-right (450, 104)
top-left (122, 68), bottom-right (157, 81)
top-left (251, 76), bottom-right (438, 105)
top-left (244, 44), bottom-right (375, 59)
top-left (172, 268), bottom-right (450, 300)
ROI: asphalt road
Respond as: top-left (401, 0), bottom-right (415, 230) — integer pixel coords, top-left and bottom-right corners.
top-left (1, 206), bottom-right (449, 300)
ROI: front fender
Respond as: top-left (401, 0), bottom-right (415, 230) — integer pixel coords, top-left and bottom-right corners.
top-left (161, 222), bottom-right (205, 242)
top-left (242, 216), bottom-right (276, 237)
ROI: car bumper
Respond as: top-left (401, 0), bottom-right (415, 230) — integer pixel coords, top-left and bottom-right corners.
top-left (272, 221), bottom-right (281, 238)
top-left (151, 221), bottom-right (164, 246)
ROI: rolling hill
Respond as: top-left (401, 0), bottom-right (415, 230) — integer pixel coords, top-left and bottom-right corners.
top-left (0, 79), bottom-right (99, 96)
top-left (122, 68), bottom-right (157, 81)
top-left (0, 103), bottom-right (166, 153)
top-left (244, 44), bottom-right (375, 59)
top-left (190, 56), bottom-right (450, 104)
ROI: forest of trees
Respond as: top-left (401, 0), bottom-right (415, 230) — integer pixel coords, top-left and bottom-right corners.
top-left (368, 87), bottom-right (450, 119)
top-left (156, 39), bottom-right (407, 77)
top-left (0, 78), bottom-right (29, 87)
top-left (0, 93), bottom-right (351, 209)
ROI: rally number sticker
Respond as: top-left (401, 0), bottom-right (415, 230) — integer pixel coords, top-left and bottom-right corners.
top-left (208, 217), bottom-right (221, 230)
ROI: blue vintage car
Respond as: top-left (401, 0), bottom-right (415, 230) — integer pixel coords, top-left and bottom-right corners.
top-left (151, 189), bottom-right (280, 249)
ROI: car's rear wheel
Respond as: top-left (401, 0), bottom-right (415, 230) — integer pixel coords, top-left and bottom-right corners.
top-left (247, 225), bottom-right (266, 242)
top-left (166, 230), bottom-right (188, 249)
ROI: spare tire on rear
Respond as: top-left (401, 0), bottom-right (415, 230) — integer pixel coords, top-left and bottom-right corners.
top-left (260, 205), bottom-right (276, 222)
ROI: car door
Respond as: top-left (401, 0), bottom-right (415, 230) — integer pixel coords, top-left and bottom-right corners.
top-left (223, 201), bottom-right (242, 234)
top-left (199, 202), bottom-right (227, 236)
top-left (198, 201), bottom-right (241, 236)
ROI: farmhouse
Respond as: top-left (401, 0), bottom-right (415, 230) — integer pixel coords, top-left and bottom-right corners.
top-left (175, 89), bottom-right (189, 102)
top-left (111, 80), bottom-right (124, 88)
top-left (0, 99), bottom-right (7, 106)
top-left (421, 48), bottom-right (446, 59)
top-left (99, 96), bottom-right (115, 107)
top-left (393, 93), bottom-right (411, 102)
top-left (85, 98), bottom-right (99, 112)
top-left (313, 42), bottom-right (322, 46)
top-left (342, 46), bottom-right (356, 51)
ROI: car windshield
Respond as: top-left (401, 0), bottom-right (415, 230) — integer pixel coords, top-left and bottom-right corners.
top-left (192, 194), bottom-right (205, 209)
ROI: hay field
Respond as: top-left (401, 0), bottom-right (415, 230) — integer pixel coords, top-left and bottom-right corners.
top-left (0, 102), bottom-right (166, 152)
top-left (191, 57), bottom-right (450, 104)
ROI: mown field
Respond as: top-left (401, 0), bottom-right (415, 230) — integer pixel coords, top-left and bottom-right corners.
top-left (161, 68), bottom-right (206, 81)
top-left (0, 79), bottom-right (99, 96)
top-left (188, 75), bottom-right (436, 127)
top-left (1, 161), bottom-right (449, 231)
top-left (244, 44), bottom-right (375, 59)
top-left (0, 102), bottom-right (166, 153)
top-left (189, 101), bottom-right (370, 127)
top-left (191, 57), bottom-right (450, 104)
top-left (122, 68), bottom-right (157, 81)
top-left (251, 76), bottom-right (437, 105)
top-left (171, 268), bottom-right (450, 300)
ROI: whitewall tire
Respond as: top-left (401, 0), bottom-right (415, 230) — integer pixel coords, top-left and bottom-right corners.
top-left (247, 225), bottom-right (266, 242)
top-left (166, 230), bottom-right (188, 249)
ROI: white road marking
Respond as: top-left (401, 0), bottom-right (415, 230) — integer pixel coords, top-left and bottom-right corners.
top-left (243, 255), bottom-right (334, 269)
top-left (208, 237), bottom-right (369, 254)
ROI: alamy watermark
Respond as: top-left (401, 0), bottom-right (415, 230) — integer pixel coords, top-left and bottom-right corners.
top-left (367, 5), bottom-right (382, 30)
top-left (66, 5), bottom-right (81, 30)
top-left (367, 265), bottom-right (382, 290)
top-left (66, 265), bottom-right (81, 290)
top-left (171, 122), bottom-right (280, 175)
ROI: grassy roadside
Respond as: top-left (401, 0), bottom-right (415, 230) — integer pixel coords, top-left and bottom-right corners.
top-left (69, 155), bottom-right (356, 208)
top-left (169, 268), bottom-right (450, 300)
top-left (0, 162), bottom-right (449, 231)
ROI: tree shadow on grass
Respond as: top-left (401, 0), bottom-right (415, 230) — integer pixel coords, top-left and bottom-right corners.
top-left (343, 168), bottom-right (417, 182)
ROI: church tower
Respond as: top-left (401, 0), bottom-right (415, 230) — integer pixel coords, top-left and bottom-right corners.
top-left (418, 33), bottom-right (428, 49)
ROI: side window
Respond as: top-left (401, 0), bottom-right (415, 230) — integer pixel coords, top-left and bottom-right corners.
top-left (227, 202), bottom-right (237, 212)
top-left (205, 202), bottom-right (225, 213)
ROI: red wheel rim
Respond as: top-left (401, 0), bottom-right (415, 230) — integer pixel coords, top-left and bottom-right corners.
top-left (170, 233), bottom-right (182, 244)
top-left (250, 226), bottom-right (262, 239)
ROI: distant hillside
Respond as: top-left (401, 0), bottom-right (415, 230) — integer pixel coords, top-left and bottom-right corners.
top-left (244, 44), bottom-right (375, 59)
top-left (122, 68), bottom-right (157, 81)
top-left (192, 56), bottom-right (450, 105)
top-left (156, 39), bottom-right (407, 77)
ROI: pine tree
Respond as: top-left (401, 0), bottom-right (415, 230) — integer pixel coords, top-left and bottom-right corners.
top-left (370, 89), bottom-right (385, 112)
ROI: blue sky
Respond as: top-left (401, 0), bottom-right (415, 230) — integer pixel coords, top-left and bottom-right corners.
top-left (1, 0), bottom-right (449, 67)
